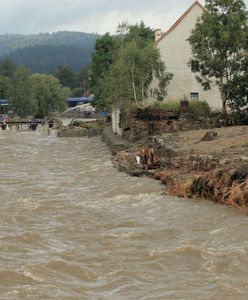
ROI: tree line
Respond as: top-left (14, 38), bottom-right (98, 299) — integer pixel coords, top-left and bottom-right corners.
top-left (6, 44), bottom-right (92, 73)
top-left (0, 59), bottom-right (90, 118)
top-left (0, 31), bottom-right (99, 73)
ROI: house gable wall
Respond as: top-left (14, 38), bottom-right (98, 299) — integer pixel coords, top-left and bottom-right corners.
top-left (157, 2), bottom-right (222, 108)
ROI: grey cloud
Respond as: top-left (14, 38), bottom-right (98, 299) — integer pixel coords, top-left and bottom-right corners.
top-left (0, 0), bottom-right (247, 34)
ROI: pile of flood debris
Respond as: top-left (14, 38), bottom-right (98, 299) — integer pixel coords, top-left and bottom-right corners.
top-left (113, 126), bottom-right (248, 210)
top-left (57, 119), bottom-right (103, 138)
top-left (112, 138), bottom-right (176, 177)
top-left (47, 117), bottom-right (63, 129)
top-left (154, 166), bottom-right (248, 210)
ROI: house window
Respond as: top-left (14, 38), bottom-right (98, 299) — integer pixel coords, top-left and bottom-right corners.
top-left (190, 92), bottom-right (199, 101)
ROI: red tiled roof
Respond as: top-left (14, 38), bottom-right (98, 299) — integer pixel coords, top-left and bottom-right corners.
top-left (156, 1), bottom-right (205, 44)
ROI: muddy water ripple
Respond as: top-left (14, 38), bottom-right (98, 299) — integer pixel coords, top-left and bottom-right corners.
top-left (0, 130), bottom-right (248, 299)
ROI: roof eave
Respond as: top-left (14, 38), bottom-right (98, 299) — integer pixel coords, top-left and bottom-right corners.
top-left (156, 1), bottom-right (206, 44)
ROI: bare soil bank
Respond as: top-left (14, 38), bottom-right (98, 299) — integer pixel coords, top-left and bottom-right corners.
top-left (113, 126), bottom-right (248, 210)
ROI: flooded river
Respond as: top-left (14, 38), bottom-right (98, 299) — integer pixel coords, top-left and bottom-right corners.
top-left (0, 130), bottom-right (248, 299)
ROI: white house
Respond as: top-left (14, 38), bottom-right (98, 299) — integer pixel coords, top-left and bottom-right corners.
top-left (155, 0), bottom-right (222, 108)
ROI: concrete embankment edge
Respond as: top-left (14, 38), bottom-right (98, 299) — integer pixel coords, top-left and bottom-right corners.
top-left (102, 125), bottom-right (131, 154)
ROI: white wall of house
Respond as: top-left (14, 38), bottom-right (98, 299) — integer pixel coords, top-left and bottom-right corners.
top-left (157, 1), bottom-right (222, 109)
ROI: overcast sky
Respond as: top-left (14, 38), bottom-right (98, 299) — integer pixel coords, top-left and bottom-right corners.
top-left (0, 0), bottom-right (247, 35)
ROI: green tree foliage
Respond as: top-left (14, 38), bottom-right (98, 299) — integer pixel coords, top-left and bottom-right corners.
top-left (54, 66), bottom-right (90, 97)
top-left (188, 0), bottom-right (248, 118)
top-left (89, 33), bottom-right (116, 101)
top-left (0, 32), bottom-right (99, 73)
top-left (124, 21), bottom-right (155, 46)
top-left (54, 66), bottom-right (78, 89)
top-left (30, 74), bottom-right (70, 118)
top-left (70, 87), bottom-right (84, 97)
top-left (96, 22), bottom-right (172, 110)
top-left (7, 45), bottom-right (91, 73)
top-left (227, 53), bottom-right (248, 111)
top-left (0, 59), bottom-right (16, 77)
top-left (101, 41), bottom-right (172, 110)
top-left (0, 59), bottom-right (71, 117)
top-left (0, 75), bottom-right (10, 99)
top-left (10, 66), bottom-right (35, 117)
top-left (0, 31), bottom-right (99, 56)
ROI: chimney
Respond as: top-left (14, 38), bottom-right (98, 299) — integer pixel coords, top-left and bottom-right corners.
top-left (154, 29), bottom-right (162, 42)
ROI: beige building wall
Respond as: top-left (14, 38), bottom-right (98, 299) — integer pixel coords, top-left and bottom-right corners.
top-left (157, 2), bottom-right (222, 109)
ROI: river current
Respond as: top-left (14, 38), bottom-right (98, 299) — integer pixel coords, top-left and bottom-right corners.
top-left (0, 129), bottom-right (248, 299)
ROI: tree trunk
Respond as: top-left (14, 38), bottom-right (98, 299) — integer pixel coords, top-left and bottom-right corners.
top-left (219, 79), bottom-right (228, 125)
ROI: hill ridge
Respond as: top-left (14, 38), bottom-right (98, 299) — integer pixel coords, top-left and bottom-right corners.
top-left (0, 31), bottom-right (100, 73)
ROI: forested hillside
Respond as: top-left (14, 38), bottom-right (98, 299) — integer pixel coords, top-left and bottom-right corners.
top-left (0, 31), bottom-right (99, 73)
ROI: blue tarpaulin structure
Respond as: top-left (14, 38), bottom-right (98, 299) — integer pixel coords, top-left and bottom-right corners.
top-left (66, 97), bottom-right (94, 104)
top-left (0, 99), bottom-right (9, 106)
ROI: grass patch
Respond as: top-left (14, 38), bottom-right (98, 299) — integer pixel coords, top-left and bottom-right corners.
top-left (150, 101), bottom-right (180, 111)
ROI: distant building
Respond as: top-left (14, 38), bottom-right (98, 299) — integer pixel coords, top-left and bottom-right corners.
top-left (66, 97), bottom-right (94, 107)
top-left (62, 103), bottom-right (95, 118)
top-left (0, 99), bottom-right (9, 106)
top-left (155, 1), bottom-right (222, 108)
top-left (0, 99), bottom-right (9, 115)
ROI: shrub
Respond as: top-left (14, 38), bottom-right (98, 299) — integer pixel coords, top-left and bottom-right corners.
top-left (150, 101), bottom-right (180, 111)
top-left (151, 100), bottom-right (211, 119)
top-left (189, 101), bottom-right (211, 119)
top-left (229, 111), bottom-right (248, 125)
top-left (130, 100), bottom-right (211, 120)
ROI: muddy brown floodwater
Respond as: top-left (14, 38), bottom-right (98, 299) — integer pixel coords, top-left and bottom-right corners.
top-left (0, 130), bottom-right (248, 299)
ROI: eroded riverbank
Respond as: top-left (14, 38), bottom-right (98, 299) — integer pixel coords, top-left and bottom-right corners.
top-left (112, 125), bottom-right (248, 210)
